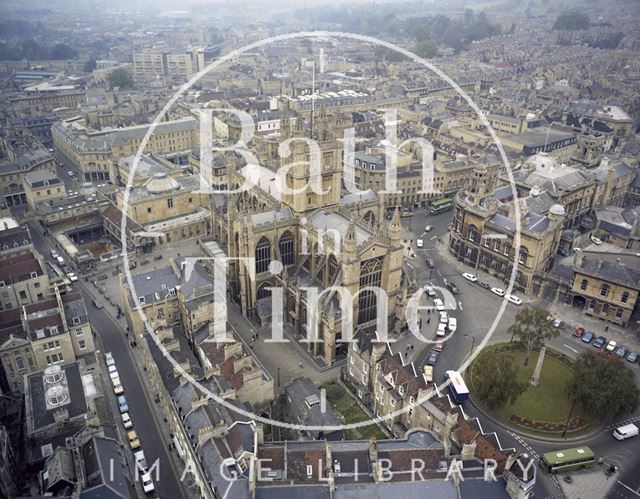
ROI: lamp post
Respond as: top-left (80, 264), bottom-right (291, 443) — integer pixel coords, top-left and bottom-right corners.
top-left (465, 334), bottom-right (476, 356)
top-left (562, 397), bottom-right (577, 438)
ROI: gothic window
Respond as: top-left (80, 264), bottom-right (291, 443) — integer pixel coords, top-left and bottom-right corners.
top-left (256, 282), bottom-right (271, 300)
top-left (328, 254), bottom-right (339, 283)
top-left (358, 258), bottom-right (383, 324)
top-left (279, 231), bottom-right (294, 266)
top-left (255, 237), bottom-right (271, 274)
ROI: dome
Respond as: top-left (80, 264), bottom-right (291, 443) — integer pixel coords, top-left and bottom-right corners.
top-left (145, 173), bottom-right (180, 194)
top-left (549, 204), bottom-right (566, 216)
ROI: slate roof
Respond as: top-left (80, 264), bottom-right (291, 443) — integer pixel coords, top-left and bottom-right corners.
top-left (79, 436), bottom-right (130, 499)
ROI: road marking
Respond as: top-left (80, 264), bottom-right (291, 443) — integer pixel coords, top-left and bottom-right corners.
top-left (563, 343), bottom-right (578, 354)
top-left (616, 481), bottom-right (640, 497)
top-left (430, 235), bottom-right (438, 240)
top-left (320, 388), bottom-right (327, 414)
top-left (458, 301), bottom-right (463, 311)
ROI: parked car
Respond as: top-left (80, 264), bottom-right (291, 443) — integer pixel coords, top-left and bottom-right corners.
top-left (108, 364), bottom-right (118, 374)
top-left (448, 317), bottom-right (457, 333)
top-left (592, 336), bottom-right (607, 349)
top-left (112, 379), bottom-right (124, 395)
top-left (109, 370), bottom-right (119, 381)
top-left (426, 350), bottom-right (440, 365)
top-left (117, 395), bottom-right (128, 414)
top-left (92, 299), bottom-right (104, 309)
top-left (491, 287), bottom-right (506, 297)
top-left (424, 225), bottom-right (433, 232)
top-left (134, 450), bottom-right (148, 473)
top-left (447, 282), bottom-right (459, 294)
top-left (66, 272), bottom-right (78, 282)
top-left (557, 248), bottom-right (571, 257)
top-left (574, 327), bottom-right (585, 337)
top-left (581, 331), bottom-right (595, 343)
top-left (141, 472), bottom-right (155, 494)
top-left (506, 294), bottom-right (522, 305)
top-left (426, 258), bottom-right (436, 268)
top-left (433, 298), bottom-right (445, 311)
top-left (462, 273), bottom-right (477, 283)
top-left (424, 284), bottom-right (436, 297)
top-left (436, 323), bottom-right (447, 337)
top-left (105, 352), bottom-right (115, 367)
top-left (590, 235), bottom-right (602, 245)
top-left (68, 170), bottom-right (75, 178)
top-left (400, 211), bottom-right (413, 218)
top-left (626, 351), bottom-right (639, 363)
top-left (433, 341), bottom-right (445, 352)
top-left (439, 311), bottom-right (448, 324)
top-left (553, 319), bottom-right (564, 328)
top-left (605, 340), bottom-right (617, 353)
top-left (56, 255), bottom-right (65, 266)
top-left (50, 249), bottom-right (59, 259)
top-left (614, 346), bottom-right (628, 358)
top-left (478, 281), bottom-right (490, 290)
top-left (384, 212), bottom-right (393, 220)
top-left (122, 412), bottom-right (133, 429)
top-left (416, 239), bottom-right (424, 248)
top-left (128, 430), bottom-right (141, 450)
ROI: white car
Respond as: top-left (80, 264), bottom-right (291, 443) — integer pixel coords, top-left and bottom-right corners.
top-left (605, 340), bottom-right (617, 352)
top-left (573, 247), bottom-right (582, 253)
top-left (553, 319), bottom-right (564, 328)
top-left (56, 255), bottom-right (65, 266)
top-left (590, 235), bottom-right (602, 245)
top-left (50, 249), bottom-right (59, 259)
top-left (462, 273), bottom-right (478, 283)
top-left (416, 239), bottom-right (424, 248)
top-left (113, 380), bottom-right (124, 395)
top-left (437, 323), bottom-right (447, 337)
top-left (424, 225), bottom-right (433, 232)
top-left (66, 272), bottom-right (78, 282)
top-left (109, 370), bottom-right (119, 381)
top-left (448, 317), bottom-right (457, 333)
top-left (439, 311), bottom-right (448, 324)
top-left (423, 284), bottom-right (436, 297)
top-left (105, 352), bottom-right (115, 367)
top-left (434, 298), bottom-right (445, 311)
top-left (506, 294), bottom-right (522, 305)
top-left (122, 412), bottom-right (133, 429)
top-left (491, 287), bottom-right (506, 297)
top-left (108, 364), bottom-right (118, 374)
top-left (141, 472), bottom-right (155, 493)
top-left (135, 450), bottom-right (148, 473)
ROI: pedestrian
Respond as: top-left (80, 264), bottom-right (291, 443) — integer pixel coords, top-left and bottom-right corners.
top-left (427, 318), bottom-right (431, 325)
top-left (405, 351), bottom-right (408, 358)
top-left (410, 344), bottom-right (414, 350)
top-left (605, 325), bottom-right (609, 332)
top-left (299, 361), bottom-right (303, 369)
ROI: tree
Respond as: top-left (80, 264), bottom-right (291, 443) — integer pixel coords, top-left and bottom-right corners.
top-left (414, 39), bottom-right (438, 59)
top-left (568, 351), bottom-right (639, 419)
top-left (507, 308), bottom-right (558, 366)
top-left (108, 68), bottom-right (134, 89)
top-left (83, 59), bottom-right (97, 73)
top-left (552, 10), bottom-right (590, 31)
top-left (50, 43), bottom-right (78, 60)
top-left (472, 350), bottom-right (528, 409)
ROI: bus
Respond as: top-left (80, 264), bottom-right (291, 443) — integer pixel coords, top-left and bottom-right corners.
top-left (429, 198), bottom-right (453, 215)
top-left (540, 447), bottom-right (595, 474)
top-left (445, 370), bottom-right (469, 403)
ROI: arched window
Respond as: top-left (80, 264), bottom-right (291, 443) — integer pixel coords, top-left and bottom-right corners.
top-left (518, 247), bottom-right (528, 265)
top-left (468, 225), bottom-right (478, 243)
top-left (621, 291), bottom-right (630, 304)
top-left (600, 284), bottom-right (610, 297)
top-left (328, 254), bottom-right (339, 283)
top-left (279, 232), bottom-right (294, 266)
top-left (364, 211), bottom-right (376, 226)
top-left (503, 243), bottom-right (511, 257)
top-left (256, 282), bottom-right (271, 300)
top-left (358, 258), bottom-right (383, 324)
top-left (255, 237), bottom-right (271, 274)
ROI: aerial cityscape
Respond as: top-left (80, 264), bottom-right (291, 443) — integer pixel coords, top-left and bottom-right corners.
top-left (0, 0), bottom-right (639, 498)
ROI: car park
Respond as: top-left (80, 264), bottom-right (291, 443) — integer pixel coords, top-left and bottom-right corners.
top-left (128, 430), bottom-right (141, 450)
top-left (416, 239), bottom-right (424, 248)
top-left (574, 327), bottom-right (585, 337)
top-left (605, 340), bottom-right (617, 353)
top-left (66, 272), bottom-right (78, 282)
top-left (141, 472), bottom-right (155, 494)
top-left (553, 319), bottom-right (563, 328)
top-left (491, 287), bottom-right (506, 297)
top-left (117, 395), bottom-right (128, 414)
top-left (122, 412), bottom-right (133, 429)
top-left (614, 346), bottom-right (628, 358)
top-left (626, 351), bottom-right (639, 363)
top-left (433, 298), bottom-right (444, 311)
top-left (426, 258), bottom-right (436, 268)
top-left (506, 294), bottom-right (522, 305)
top-left (581, 331), bottom-right (595, 343)
top-left (592, 336), bottom-right (607, 349)
top-left (462, 273), bottom-right (477, 283)
top-left (426, 350), bottom-right (440, 365)
top-left (448, 317), bottom-right (457, 333)
top-left (447, 282), bottom-right (459, 294)
top-left (424, 225), bottom-right (433, 232)
top-left (424, 284), bottom-right (436, 297)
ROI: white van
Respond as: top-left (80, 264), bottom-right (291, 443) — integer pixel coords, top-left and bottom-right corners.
top-left (613, 423), bottom-right (638, 441)
top-left (434, 298), bottom-right (444, 311)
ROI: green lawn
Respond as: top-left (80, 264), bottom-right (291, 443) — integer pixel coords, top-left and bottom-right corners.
top-left (490, 350), bottom-right (580, 422)
top-left (322, 382), bottom-right (386, 440)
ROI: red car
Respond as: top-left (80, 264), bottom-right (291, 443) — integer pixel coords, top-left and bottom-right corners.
top-left (434, 341), bottom-right (445, 352)
top-left (426, 258), bottom-right (436, 268)
top-left (574, 327), bottom-right (585, 337)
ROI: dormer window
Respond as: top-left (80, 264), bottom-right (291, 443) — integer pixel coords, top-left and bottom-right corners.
top-left (398, 386), bottom-right (404, 396)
